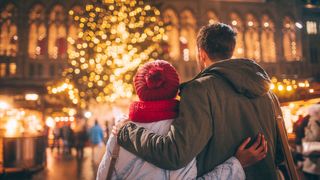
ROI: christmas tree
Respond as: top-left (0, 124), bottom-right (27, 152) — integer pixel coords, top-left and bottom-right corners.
top-left (48, 0), bottom-right (165, 108)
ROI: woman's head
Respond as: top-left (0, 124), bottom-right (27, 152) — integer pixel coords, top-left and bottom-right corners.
top-left (134, 60), bottom-right (179, 101)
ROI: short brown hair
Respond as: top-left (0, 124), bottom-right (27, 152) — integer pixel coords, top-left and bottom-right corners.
top-left (197, 23), bottom-right (236, 61)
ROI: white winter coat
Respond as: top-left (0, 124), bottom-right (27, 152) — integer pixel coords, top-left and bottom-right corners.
top-left (97, 119), bottom-right (245, 180)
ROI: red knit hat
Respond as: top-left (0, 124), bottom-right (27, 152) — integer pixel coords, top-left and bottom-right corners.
top-left (134, 60), bottom-right (180, 101)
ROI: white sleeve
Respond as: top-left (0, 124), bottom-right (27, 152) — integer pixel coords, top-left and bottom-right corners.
top-left (96, 135), bottom-right (117, 180)
top-left (197, 157), bottom-right (245, 180)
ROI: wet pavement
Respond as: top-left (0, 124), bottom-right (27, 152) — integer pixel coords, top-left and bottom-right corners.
top-left (1, 147), bottom-right (100, 180)
top-left (0, 146), bottom-right (310, 180)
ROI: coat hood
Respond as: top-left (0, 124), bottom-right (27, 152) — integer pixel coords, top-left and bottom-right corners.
top-left (198, 59), bottom-right (271, 98)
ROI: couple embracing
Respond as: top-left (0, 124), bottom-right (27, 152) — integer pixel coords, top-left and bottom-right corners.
top-left (97, 23), bottom-right (284, 180)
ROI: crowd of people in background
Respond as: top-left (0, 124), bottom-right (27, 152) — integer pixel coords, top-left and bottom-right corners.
top-left (50, 119), bottom-right (109, 161)
top-left (293, 103), bottom-right (320, 180)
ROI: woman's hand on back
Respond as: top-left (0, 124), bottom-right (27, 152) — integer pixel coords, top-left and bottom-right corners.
top-left (235, 133), bottom-right (268, 168)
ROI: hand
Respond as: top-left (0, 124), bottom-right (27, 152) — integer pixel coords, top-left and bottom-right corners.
top-left (112, 119), bottom-right (130, 137)
top-left (235, 133), bottom-right (268, 168)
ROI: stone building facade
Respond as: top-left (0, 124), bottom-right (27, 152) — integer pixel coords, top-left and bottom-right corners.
top-left (0, 0), bottom-right (319, 94)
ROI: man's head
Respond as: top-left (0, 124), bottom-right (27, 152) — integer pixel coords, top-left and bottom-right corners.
top-left (196, 23), bottom-right (236, 70)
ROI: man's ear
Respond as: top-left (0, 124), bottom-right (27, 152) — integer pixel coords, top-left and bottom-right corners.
top-left (199, 48), bottom-right (208, 63)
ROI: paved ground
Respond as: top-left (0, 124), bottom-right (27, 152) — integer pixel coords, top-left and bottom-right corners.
top-left (0, 146), bottom-right (311, 180)
top-left (1, 147), bottom-right (100, 180)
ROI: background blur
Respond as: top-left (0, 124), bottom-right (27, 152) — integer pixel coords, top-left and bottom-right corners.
top-left (0, 0), bottom-right (319, 179)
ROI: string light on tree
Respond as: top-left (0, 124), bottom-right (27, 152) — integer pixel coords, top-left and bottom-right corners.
top-left (49, 0), bottom-right (165, 108)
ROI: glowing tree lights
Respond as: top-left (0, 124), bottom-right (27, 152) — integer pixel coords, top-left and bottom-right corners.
top-left (48, 0), bottom-right (165, 108)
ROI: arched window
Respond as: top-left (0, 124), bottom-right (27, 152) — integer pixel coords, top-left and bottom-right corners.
top-left (0, 4), bottom-right (18, 56)
top-left (245, 14), bottom-right (261, 61)
top-left (68, 6), bottom-right (83, 57)
top-left (180, 10), bottom-right (197, 61)
top-left (261, 15), bottom-right (276, 62)
top-left (207, 11), bottom-right (219, 25)
top-left (162, 9), bottom-right (180, 61)
top-left (29, 4), bottom-right (47, 59)
top-left (230, 13), bottom-right (244, 58)
top-left (48, 5), bottom-right (67, 59)
top-left (283, 17), bottom-right (297, 61)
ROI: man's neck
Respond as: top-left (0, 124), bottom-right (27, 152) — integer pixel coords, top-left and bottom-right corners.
top-left (204, 59), bottom-right (216, 68)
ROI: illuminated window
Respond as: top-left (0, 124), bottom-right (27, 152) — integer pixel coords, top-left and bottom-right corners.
top-left (0, 63), bottom-right (6, 77)
top-left (245, 14), bottom-right (261, 61)
top-left (230, 13), bottom-right (244, 58)
top-left (306, 21), bottom-right (317, 35)
top-left (29, 4), bottom-right (47, 59)
top-left (0, 4), bottom-right (18, 56)
top-left (207, 11), bottom-right (219, 25)
top-left (9, 63), bottom-right (16, 76)
top-left (48, 5), bottom-right (67, 59)
top-left (180, 10), bottom-right (197, 61)
top-left (261, 15), bottom-right (276, 62)
top-left (68, 6), bottom-right (83, 57)
top-left (283, 17), bottom-right (298, 61)
top-left (162, 9), bottom-right (180, 61)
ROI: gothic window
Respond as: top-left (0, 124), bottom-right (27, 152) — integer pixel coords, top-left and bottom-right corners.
top-left (9, 62), bottom-right (16, 76)
top-left (180, 10), bottom-right (197, 61)
top-left (261, 15), bottom-right (276, 62)
top-left (230, 13), bottom-right (244, 58)
top-left (207, 11), bottom-right (219, 25)
top-left (29, 4), bottom-right (47, 59)
top-left (0, 63), bottom-right (6, 77)
top-left (48, 5), bottom-right (67, 59)
top-left (162, 9), bottom-right (180, 61)
top-left (245, 14), bottom-right (261, 61)
top-left (0, 4), bottom-right (18, 56)
top-left (283, 16), bottom-right (298, 61)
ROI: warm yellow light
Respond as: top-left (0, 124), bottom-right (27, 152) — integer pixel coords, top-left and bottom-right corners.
top-left (56, 0), bottom-right (163, 104)
top-left (286, 86), bottom-right (292, 91)
top-left (232, 20), bottom-right (237, 26)
top-left (5, 119), bottom-right (18, 136)
top-left (46, 117), bottom-right (55, 128)
top-left (84, 111), bottom-right (92, 119)
top-left (289, 103), bottom-right (295, 108)
top-left (278, 85), bottom-right (284, 91)
top-left (305, 81), bottom-right (310, 87)
top-left (270, 84), bottom-right (275, 90)
top-left (298, 83), bottom-right (305, 87)
top-left (68, 108), bottom-right (77, 116)
top-left (0, 101), bottom-right (10, 109)
top-left (309, 89), bottom-right (314, 93)
top-left (25, 93), bottom-right (39, 101)
top-left (69, 10), bottom-right (74, 16)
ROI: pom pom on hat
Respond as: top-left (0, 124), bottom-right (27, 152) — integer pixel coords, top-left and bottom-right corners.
top-left (134, 60), bottom-right (179, 101)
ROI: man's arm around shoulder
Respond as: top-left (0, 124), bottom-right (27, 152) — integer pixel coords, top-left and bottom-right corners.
top-left (117, 80), bottom-right (213, 170)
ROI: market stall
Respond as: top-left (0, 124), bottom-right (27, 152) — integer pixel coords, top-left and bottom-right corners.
top-left (0, 101), bottom-right (46, 174)
top-left (281, 98), bottom-right (320, 140)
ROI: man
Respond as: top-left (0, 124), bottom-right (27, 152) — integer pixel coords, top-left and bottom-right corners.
top-left (114, 23), bottom-right (284, 179)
